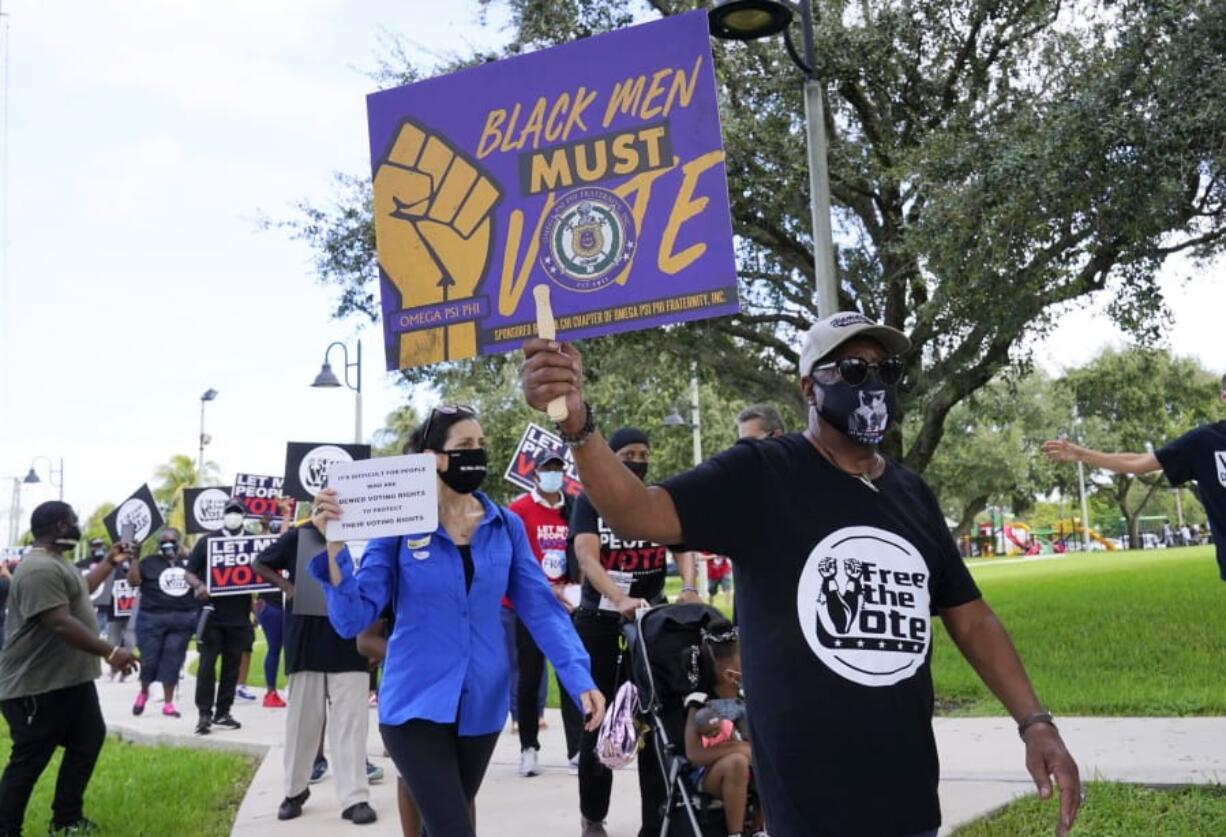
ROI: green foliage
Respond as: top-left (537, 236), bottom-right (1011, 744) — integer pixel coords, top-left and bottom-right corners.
top-left (151, 454), bottom-right (220, 543)
top-left (931, 547), bottom-right (1226, 715)
top-left (82, 503), bottom-right (117, 545)
top-left (283, 0), bottom-right (1226, 478)
top-left (920, 371), bottom-right (1073, 532)
top-left (1060, 347), bottom-right (1221, 545)
top-left (0, 717), bottom-right (256, 836)
top-left (953, 782), bottom-right (1226, 836)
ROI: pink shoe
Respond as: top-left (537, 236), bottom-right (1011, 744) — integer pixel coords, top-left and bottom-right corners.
top-left (162, 702), bottom-right (181, 718)
top-left (132, 692), bottom-right (148, 716)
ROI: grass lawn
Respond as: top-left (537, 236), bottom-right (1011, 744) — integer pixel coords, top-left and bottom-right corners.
top-left (952, 782), bottom-right (1226, 835)
top-left (931, 546), bottom-right (1226, 715)
top-left (0, 715), bottom-right (257, 835)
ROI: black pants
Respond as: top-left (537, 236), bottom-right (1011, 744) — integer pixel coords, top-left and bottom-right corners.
top-left (381, 719), bottom-right (499, 837)
top-left (0, 682), bottom-right (106, 833)
top-left (195, 623), bottom-right (252, 718)
top-left (573, 609), bottom-right (666, 836)
top-left (515, 616), bottom-right (583, 758)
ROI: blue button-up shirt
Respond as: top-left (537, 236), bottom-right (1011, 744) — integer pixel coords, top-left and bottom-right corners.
top-left (309, 492), bottom-right (595, 735)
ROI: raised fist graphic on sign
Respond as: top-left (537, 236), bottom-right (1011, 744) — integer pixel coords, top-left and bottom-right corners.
top-left (373, 120), bottom-right (502, 368)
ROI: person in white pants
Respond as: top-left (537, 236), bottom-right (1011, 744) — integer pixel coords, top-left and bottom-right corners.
top-left (254, 524), bottom-right (377, 826)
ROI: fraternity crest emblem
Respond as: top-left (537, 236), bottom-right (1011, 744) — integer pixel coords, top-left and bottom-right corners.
top-left (539, 187), bottom-right (636, 293)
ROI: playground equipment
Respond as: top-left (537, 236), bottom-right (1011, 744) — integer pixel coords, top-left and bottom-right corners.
top-left (1053, 518), bottom-right (1117, 551)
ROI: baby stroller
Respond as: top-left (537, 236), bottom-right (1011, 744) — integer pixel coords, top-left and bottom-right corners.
top-left (622, 603), bottom-right (741, 837)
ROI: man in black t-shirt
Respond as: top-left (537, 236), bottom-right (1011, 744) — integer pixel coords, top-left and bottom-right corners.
top-left (185, 499), bottom-right (254, 735)
top-left (568, 427), bottom-right (699, 837)
top-left (1044, 372), bottom-right (1226, 578)
top-left (253, 524), bottom-right (376, 826)
top-left (521, 313), bottom-right (1081, 837)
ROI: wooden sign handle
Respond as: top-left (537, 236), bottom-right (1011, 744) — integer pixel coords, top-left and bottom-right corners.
top-left (532, 284), bottom-right (570, 423)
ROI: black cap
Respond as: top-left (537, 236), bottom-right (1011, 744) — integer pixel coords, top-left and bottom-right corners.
top-left (608, 427), bottom-right (649, 453)
top-left (540, 452), bottom-right (566, 467)
top-left (224, 499), bottom-right (246, 514)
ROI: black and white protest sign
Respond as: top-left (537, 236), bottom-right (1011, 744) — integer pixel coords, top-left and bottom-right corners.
top-left (283, 442), bottom-right (372, 501)
top-left (326, 455), bottom-right (437, 542)
top-left (503, 423), bottom-right (582, 497)
top-left (111, 579), bottom-right (137, 618)
top-left (206, 535), bottom-right (280, 597)
top-left (231, 473), bottom-right (298, 522)
top-left (103, 484), bottom-right (165, 544)
top-left (184, 486), bottom-right (229, 535)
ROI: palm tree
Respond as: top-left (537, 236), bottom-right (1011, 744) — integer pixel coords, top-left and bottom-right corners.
top-left (153, 454), bottom-right (220, 535)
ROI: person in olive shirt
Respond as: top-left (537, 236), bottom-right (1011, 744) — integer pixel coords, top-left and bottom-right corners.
top-left (129, 527), bottom-right (197, 719)
top-left (186, 499), bottom-right (254, 735)
top-left (0, 502), bottom-right (138, 837)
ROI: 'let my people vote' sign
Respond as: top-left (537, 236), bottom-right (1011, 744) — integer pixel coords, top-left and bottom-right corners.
top-left (207, 536), bottom-right (280, 597)
top-left (326, 454), bottom-right (438, 542)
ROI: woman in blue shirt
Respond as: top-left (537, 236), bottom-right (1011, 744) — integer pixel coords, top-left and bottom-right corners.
top-left (310, 405), bottom-right (605, 837)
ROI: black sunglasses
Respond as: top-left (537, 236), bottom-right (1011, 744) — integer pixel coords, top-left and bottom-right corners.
top-left (419, 404), bottom-right (477, 451)
top-left (812, 356), bottom-right (905, 387)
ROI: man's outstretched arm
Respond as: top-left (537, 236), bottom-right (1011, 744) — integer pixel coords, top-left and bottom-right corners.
top-left (941, 599), bottom-right (1081, 837)
top-left (1042, 438), bottom-right (1160, 475)
top-left (521, 338), bottom-right (683, 545)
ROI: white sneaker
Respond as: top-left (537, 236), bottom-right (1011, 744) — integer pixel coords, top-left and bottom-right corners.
top-left (519, 748), bottom-right (539, 777)
top-left (568, 754), bottom-right (580, 774)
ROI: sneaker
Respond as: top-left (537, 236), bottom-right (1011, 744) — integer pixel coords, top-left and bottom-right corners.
top-left (212, 713), bottom-right (242, 731)
top-left (277, 789), bottom-right (310, 821)
top-left (48, 817), bottom-right (100, 834)
top-left (341, 802), bottom-right (377, 825)
top-left (161, 703), bottom-right (181, 719)
top-left (263, 690), bottom-right (287, 708)
top-left (368, 692), bottom-right (378, 708)
top-left (580, 816), bottom-right (608, 837)
top-left (519, 748), bottom-right (539, 777)
top-left (568, 754), bottom-right (580, 774)
top-left (235, 686), bottom-right (257, 701)
top-left (365, 761), bottom-right (384, 783)
top-left (309, 756), bottom-right (329, 784)
top-left (195, 716), bottom-right (211, 736)
top-left (132, 692), bottom-right (147, 716)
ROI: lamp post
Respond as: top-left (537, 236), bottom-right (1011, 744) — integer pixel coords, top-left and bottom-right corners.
top-left (663, 363), bottom-right (703, 467)
top-left (709, 0), bottom-right (839, 317)
top-left (312, 340), bottom-right (363, 444)
top-left (23, 455), bottom-right (64, 501)
top-left (198, 388), bottom-right (218, 477)
top-left (6, 477), bottom-right (20, 547)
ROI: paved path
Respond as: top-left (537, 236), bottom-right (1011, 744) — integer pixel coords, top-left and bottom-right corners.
top-left (93, 674), bottom-right (1226, 835)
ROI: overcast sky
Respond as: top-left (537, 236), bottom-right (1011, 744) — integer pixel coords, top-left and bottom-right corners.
top-left (0, 0), bottom-right (1222, 538)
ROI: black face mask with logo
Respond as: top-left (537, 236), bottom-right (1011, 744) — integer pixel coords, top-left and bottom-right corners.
top-left (811, 373), bottom-right (898, 447)
top-left (439, 449), bottom-right (489, 495)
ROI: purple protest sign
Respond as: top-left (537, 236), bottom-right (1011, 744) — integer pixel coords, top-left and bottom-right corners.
top-left (367, 10), bottom-right (739, 371)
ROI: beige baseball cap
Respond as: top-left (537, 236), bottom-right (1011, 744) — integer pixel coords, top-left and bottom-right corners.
top-left (798, 312), bottom-right (911, 377)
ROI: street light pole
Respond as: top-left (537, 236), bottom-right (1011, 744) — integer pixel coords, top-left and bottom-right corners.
top-left (709, 0), bottom-right (840, 317)
top-left (198, 388), bottom-right (218, 477)
top-left (312, 341), bottom-right (363, 444)
top-left (23, 456), bottom-right (64, 501)
top-left (688, 366), bottom-right (702, 467)
top-left (798, 3), bottom-right (839, 318)
top-left (7, 477), bottom-right (19, 547)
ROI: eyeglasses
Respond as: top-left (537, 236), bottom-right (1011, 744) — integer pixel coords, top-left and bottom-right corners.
top-left (419, 404), bottom-right (477, 452)
top-left (812, 356), bottom-right (905, 387)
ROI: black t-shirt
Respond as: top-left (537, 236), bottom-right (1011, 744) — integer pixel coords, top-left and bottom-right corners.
top-left (254, 526), bottom-right (366, 675)
top-left (1157, 421), bottom-right (1226, 578)
top-left (136, 554), bottom-right (197, 613)
top-left (569, 491), bottom-right (669, 611)
top-left (189, 533), bottom-right (254, 627)
top-left (660, 434), bottom-right (981, 837)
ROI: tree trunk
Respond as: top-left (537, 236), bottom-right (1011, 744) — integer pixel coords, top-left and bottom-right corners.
top-left (955, 494), bottom-right (991, 538)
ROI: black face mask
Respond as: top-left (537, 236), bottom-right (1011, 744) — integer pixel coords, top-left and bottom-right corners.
top-left (439, 449), bottom-right (488, 494)
top-left (625, 460), bottom-right (649, 481)
top-left (159, 541), bottom-right (179, 556)
top-left (811, 373), bottom-right (897, 446)
top-left (55, 525), bottom-right (82, 550)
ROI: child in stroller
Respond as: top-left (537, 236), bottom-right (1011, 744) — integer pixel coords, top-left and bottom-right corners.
top-left (682, 630), bottom-right (764, 837)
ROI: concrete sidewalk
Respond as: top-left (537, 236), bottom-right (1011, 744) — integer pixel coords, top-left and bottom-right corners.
top-left (94, 674), bottom-right (1226, 836)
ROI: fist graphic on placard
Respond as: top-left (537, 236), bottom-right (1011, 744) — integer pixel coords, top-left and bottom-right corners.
top-left (373, 120), bottom-right (501, 369)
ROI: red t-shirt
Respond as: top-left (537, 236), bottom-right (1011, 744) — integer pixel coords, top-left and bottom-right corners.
top-left (706, 555), bottom-right (731, 581)
top-left (504, 492), bottom-right (570, 608)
